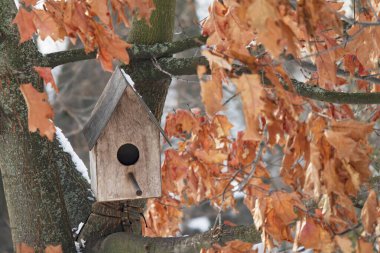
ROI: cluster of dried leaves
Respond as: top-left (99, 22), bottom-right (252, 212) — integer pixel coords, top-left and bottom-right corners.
top-left (13, 0), bottom-right (154, 140)
top-left (13, 0), bottom-right (154, 71)
top-left (144, 0), bottom-right (380, 252)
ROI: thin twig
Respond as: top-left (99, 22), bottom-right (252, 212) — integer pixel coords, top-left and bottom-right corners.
top-left (237, 138), bottom-right (266, 192)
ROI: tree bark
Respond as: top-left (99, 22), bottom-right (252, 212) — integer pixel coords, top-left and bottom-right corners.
top-left (0, 0), bottom-right (93, 251)
top-left (0, 172), bottom-right (12, 253)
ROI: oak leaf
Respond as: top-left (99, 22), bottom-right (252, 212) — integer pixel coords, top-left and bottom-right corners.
top-left (34, 67), bottom-right (58, 92)
top-left (165, 109), bottom-right (200, 138)
top-left (271, 191), bottom-right (304, 225)
top-left (356, 238), bottom-right (373, 253)
top-left (126, 0), bottom-right (155, 23)
top-left (335, 236), bottom-right (354, 253)
top-left (20, 84), bottom-right (55, 141)
top-left (94, 24), bottom-right (131, 71)
top-left (12, 8), bottom-right (36, 43)
top-left (294, 217), bottom-right (334, 252)
top-left (88, 0), bottom-right (112, 28)
top-left (110, 0), bottom-right (130, 27)
top-left (22, 0), bottom-right (37, 6)
top-left (33, 10), bottom-right (65, 41)
top-left (16, 243), bottom-right (34, 253)
top-left (212, 115), bottom-right (233, 138)
top-left (232, 74), bottom-right (264, 141)
top-left (200, 77), bottom-right (223, 116)
top-left (361, 190), bottom-right (378, 234)
top-left (44, 245), bottom-right (62, 253)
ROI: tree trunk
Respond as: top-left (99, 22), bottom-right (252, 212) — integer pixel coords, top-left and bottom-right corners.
top-left (0, 172), bottom-right (12, 253)
top-left (0, 0), bottom-right (93, 251)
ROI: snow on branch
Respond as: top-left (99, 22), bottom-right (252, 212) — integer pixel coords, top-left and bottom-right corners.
top-left (56, 127), bottom-right (90, 183)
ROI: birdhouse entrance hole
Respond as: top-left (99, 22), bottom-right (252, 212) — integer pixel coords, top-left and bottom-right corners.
top-left (117, 143), bottom-right (140, 166)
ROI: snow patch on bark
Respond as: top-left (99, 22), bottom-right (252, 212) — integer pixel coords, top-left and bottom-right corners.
top-left (56, 127), bottom-right (90, 183)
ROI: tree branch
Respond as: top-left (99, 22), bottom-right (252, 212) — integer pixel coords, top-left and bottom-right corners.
top-left (292, 79), bottom-right (380, 104)
top-left (129, 56), bottom-right (380, 105)
top-left (122, 56), bottom-right (208, 83)
top-left (293, 59), bottom-right (380, 85)
top-left (41, 36), bottom-right (206, 68)
top-left (91, 225), bottom-right (261, 253)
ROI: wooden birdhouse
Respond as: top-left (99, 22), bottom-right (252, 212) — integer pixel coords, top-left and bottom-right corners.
top-left (83, 67), bottom-right (164, 202)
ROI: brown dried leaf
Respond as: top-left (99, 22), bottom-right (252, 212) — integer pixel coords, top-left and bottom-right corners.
top-left (22, 0), bottom-right (37, 6)
top-left (20, 83), bottom-right (55, 141)
top-left (16, 243), bottom-right (34, 253)
top-left (33, 9), bottom-right (65, 41)
top-left (12, 8), bottom-right (36, 43)
top-left (271, 191), bottom-right (304, 225)
top-left (88, 0), bottom-right (112, 27)
top-left (361, 190), bottom-right (378, 234)
top-left (200, 78), bottom-right (223, 116)
top-left (165, 109), bottom-right (200, 138)
top-left (335, 236), bottom-right (354, 253)
top-left (356, 238), bottom-right (374, 253)
top-left (232, 74), bottom-right (264, 141)
top-left (34, 67), bottom-right (58, 92)
top-left (294, 217), bottom-right (334, 252)
top-left (45, 245), bottom-right (63, 253)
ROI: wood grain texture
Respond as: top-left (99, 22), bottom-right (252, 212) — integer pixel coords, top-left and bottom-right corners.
top-left (90, 149), bottom-right (98, 197)
top-left (82, 69), bottom-right (127, 150)
top-left (93, 86), bottom-right (161, 201)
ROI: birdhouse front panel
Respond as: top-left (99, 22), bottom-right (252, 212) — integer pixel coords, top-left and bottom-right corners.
top-left (90, 85), bottom-right (161, 202)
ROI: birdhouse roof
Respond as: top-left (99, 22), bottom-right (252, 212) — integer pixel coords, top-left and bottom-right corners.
top-left (82, 67), bottom-right (165, 150)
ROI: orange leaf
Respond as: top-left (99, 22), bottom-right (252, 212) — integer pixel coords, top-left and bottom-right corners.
top-left (212, 115), bottom-right (233, 137)
top-left (22, 0), bottom-right (37, 7)
top-left (200, 77), bottom-right (223, 116)
top-left (194, 149), bottom-right (227, 164)
top-left (20, 84), bottom-right (55, 141)
top-left (88, 0), bottom-right (112, 28)
top-left (271, 191), bottom-right (304, 225)
top-left (335, 236), bottom-right (354, 253)
top-left (94, 24), bottom-right (131, 72)
top-left (361, 190), bottom-right (378, 234)
top-left (45, 245), bottom-right (62, 253)
top-left (16, 243), bottom-right (34, 253)
top-left (294, 217), bottom-right (334, 252)
top-left (356, 238), bottom-right (374, 253)
top-left (232, 74), bottom-right (264, 141)
top-left (126, 0), bottom-right (155, 23)
top-left (165, 109), bottom-right (200, 138)
top-left (34, 67), bottom-right (59, 92)
top-left (12, 8), bottom-right (36, 43)
top-left (110, 0), bottom-right (130, 27)
top-left (32, 10), bottom-right (65, 41)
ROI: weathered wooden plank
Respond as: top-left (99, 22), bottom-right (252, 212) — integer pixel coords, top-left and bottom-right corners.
top-left (94, 86), bottom-right (161, 201)
top-left (89, 149), bottom-right (97, 197)
top-left (82, 68), bottom-right (128, 150)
